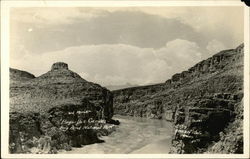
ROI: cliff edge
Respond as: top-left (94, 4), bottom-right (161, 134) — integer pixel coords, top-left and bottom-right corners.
top-left (113, 44), bottom-right (244, 153)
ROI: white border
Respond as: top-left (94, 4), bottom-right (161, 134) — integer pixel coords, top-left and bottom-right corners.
top-left (1, 1), bottom-right (249, 158)
top-left (0, 0), bottom-right (245, 7)
top-left (243, 4), bottom-right (250, 158)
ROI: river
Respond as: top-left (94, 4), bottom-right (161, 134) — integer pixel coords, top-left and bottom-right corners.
top-left (60, 115), bottom-right (173, 154)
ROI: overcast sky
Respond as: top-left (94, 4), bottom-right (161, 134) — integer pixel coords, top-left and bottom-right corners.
top-left (10, 7), bottom-right (243, 86)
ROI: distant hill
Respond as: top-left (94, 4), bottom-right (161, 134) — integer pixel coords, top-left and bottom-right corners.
top-left (10, 68), bottom-right (35, 83)
top-left (105, 83), bottom-right (139, 91)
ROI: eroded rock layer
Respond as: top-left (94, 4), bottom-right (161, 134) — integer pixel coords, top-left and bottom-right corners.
top-left (113, 44), bottom-right (244, 153)
top-left (9, 62), bottom-right (116, 154)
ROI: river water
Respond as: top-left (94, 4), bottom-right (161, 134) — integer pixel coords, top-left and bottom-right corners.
top-left (60, 115), bottom-right (173, 154)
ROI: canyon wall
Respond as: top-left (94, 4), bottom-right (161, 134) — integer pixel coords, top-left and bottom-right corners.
top-left (9, 62), bottom-right (117, 154)
top-left (113, 44), bottom-right (244, 153)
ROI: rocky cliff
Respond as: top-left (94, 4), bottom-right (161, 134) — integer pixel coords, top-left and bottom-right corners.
top-left (113, 44), bottom-right (244, 153)
top-left (9, 62), bottom-right (117, 154)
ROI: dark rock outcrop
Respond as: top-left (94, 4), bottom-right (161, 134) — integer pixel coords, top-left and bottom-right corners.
top-left (113, 44), bottom-right (244, 153)
top-left (9, 62), bottom-right (116, 153)
top-left (206, 98), bottom-right (243, 153)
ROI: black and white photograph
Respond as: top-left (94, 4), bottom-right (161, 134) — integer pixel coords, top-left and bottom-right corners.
top-left (1, 0), bottom-right (249, 158)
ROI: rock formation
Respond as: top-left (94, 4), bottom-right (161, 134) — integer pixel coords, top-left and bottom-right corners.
top-left (113, 44), bottom-right (244, 153)
top-left (10, 68), bottom-right (35, 83)
top-left (9, 42), bottom-right (244, 154)
top-left (9, 62), bottom-right (116, 154)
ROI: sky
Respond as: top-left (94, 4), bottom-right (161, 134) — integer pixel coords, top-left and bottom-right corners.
top-left (10, 7), bottom-right (244, 86)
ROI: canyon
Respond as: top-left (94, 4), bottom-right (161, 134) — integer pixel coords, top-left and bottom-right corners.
top-left (113, 44), bottom-right (244, 153)
top-left (9, 43), bottom-right (244, 154)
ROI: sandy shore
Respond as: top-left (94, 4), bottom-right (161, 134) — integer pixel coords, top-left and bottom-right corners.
top-left (131, 138), bottom-right (172, 154)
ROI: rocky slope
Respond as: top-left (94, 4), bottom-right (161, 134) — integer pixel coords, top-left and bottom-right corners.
top-left (9, 62), bottom-right (117, 154)
top-left (10, 68), bottom-right (35, 83)
top-left (113, 44), bottom-right (244, 153)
